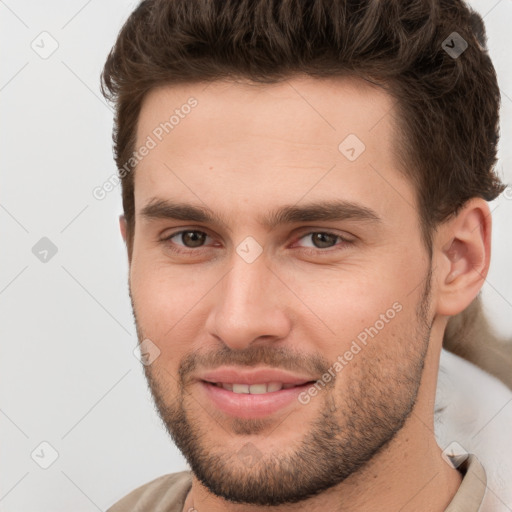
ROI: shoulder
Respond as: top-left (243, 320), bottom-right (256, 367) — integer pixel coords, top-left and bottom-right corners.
top-left (107, 470), bottom-right (192, 512)
top-left (436, 348), bottom-right (512, 511)
top-left (444, 454), bottom-right (487, 512)
top-left (436, 348), bottom-right (512, 438)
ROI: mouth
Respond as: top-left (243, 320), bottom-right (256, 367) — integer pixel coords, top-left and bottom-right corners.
top-left (199, 379), bottom-right (317, 419)
top-left (204, 381), bottom-right (314, 394)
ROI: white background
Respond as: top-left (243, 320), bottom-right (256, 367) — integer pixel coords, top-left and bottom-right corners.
top-left (1, 1), bottom-right (511, 510)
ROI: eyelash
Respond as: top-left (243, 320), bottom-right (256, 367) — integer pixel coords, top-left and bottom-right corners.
top-left (160, 229), bottom-right (353, 256)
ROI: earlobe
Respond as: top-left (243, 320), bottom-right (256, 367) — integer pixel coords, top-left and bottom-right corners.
top-left (435, 199), bottom-right (492, 316)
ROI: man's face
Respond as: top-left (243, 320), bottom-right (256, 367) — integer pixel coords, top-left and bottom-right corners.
top-left (127, 77), bottom-right (434, 505)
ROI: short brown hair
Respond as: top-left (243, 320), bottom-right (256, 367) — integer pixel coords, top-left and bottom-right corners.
top-left (101, 0), bottom-right (506, 257)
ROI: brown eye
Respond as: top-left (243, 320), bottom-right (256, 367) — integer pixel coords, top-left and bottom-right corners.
top-left (161, 230), bottom-right (212, 252)
top-left (297, 232), bottom-right (343, 250)
top-left (310, 233), bottom-right (338, 249)
top-left (179, 231), bottom-right (207, 248)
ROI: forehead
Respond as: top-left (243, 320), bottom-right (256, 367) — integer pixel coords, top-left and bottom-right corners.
top-left (133, 76), bottom-right (416, 228)
top-left (137, 76), bottom-right (396, 150)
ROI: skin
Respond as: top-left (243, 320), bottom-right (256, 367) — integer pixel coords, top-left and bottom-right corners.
top-left (120, 76), bottom-right (492, 512)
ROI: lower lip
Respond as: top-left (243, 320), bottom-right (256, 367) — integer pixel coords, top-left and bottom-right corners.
top-left (200, 381), bottom-right (314, 419)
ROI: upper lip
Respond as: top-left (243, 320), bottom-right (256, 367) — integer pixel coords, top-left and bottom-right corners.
top-left (197, 367), bottom-right (317, 386)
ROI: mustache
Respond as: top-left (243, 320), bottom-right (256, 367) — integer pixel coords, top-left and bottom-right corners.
top-left (178, 344), bottom-right (331, 385)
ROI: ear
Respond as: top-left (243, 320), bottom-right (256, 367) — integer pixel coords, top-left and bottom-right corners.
top-left (434, 198), bottom-right (492, 316)
top-left (119, 214), bottom-right (128, 243)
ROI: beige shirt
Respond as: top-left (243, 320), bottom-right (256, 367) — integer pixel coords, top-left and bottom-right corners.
top-left (107, 454), bottom-right (487, 512)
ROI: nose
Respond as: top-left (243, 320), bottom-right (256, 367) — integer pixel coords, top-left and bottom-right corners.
top-left (205, 252), bottom-right (292, 351)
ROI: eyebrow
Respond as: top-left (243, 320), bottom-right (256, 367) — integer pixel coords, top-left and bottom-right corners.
top-left (139, 198), bottom-right (382, 232)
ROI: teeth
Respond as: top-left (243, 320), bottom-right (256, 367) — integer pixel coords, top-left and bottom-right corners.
top-left (232, 384), bottom-right (250, 394)
top-left (217, 382), bottom-right (287, 394)
top-left (267, 382), bottom-right (283, 392)
top-left (249, 384), bottom-right (268, 394)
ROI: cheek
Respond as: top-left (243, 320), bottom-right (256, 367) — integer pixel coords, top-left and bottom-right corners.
top-left (320, 295), bottom-right (408, 366)
top-left (297, 254), bottom-right (424, 360)
top-left (129, 256), bottom-right (220, 366)
top-left (322, 305), bottom-right (420, 392)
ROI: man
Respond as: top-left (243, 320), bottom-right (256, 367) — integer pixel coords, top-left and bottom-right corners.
top-left (101, 0), bottom-right (511, 510)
